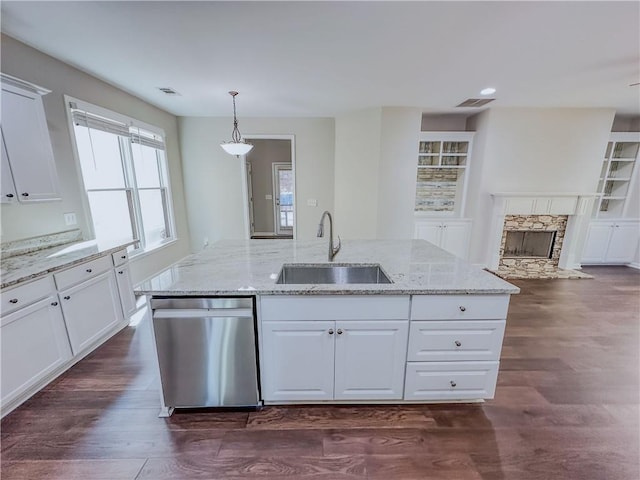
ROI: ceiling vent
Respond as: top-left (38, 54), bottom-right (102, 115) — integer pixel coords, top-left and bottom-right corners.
top-left (456, 98), bottom-right (495, 108)
top-left (157, 87), bottom-right (180, 96)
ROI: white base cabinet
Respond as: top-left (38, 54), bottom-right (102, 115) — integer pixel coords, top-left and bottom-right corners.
top-left (1, 296), bottom-right (72, 407)
top-left (58, 270), bottom-right (124, 355)
top-left (581, 220), bottom-right (640, 264)
top-left (414, 219), bottom-right (472, 259)
top-left (260, 296), bottom-right (410, 403)
top-left (1, 246), bottom-right (134, 417)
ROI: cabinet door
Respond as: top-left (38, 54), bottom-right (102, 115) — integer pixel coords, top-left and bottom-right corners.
top-left (0, 130), bottom-right (17, 203)
top-left (606, 223), bottom-right (640, 263)
top-left (334, 320), bottom-right (408, 400)
top-left (581, 223), bottom-right (612, 264)
top-left (440, 221), bottom-right (471, 259)
top-left (59, 270), bottom-right (124, 355)
top-left (1, 86), bottom-right (60, 202)
top-left (114, 266), bottom-right (136, 318)
top-left (1, 297), bottom-right (72, 407)
top-left (261, 321), bottom-right (334, 401)
top-left (414, 222), bottom-right (441, 246)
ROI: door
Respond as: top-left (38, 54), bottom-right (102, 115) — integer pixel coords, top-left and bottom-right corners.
top-left (59, 271), bottom-right (124, 355)
top-left (606, 223), bottom-right (639, 263)
top-left (441, 221), bottom-right (471, 259)
top-left (1, 297), bottom-right (72, 406)
top-left (261, 321), bottom-right (334, 401)
top-left (273, 163), bottom-right (294, 235)
top-left (114, 266), bottom-right (137, 318)
top-left (582, 223), bottom-right (613, 263)
top-left (0, 129), bottom-right (17, 203)
top-left (334, 320), bottom-right (408, 400)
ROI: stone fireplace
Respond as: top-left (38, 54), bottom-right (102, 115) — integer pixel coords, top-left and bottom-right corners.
top-left (497, 215), bottom-right (567, 278)
top-left (487, 194), bottom-right (597, 279)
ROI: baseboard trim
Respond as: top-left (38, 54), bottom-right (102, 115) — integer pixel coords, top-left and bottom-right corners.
top-left (629, 262), bottom-right (640, 270)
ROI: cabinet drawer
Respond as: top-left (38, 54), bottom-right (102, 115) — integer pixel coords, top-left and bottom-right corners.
top-left (1, 276), bottom-right (55, 316)
top-left (404, 361), bottom-right (499, 401)
top-left (411, 295), bottom-right (509, 320)
top-left (112, 248), bottom-right (129, 267)
top-left (54, 255), bottom-right (112, 291)
top-left (261, 295), bottom-right (410, 321)
top-left (408, 320), bottom-right (505, 362)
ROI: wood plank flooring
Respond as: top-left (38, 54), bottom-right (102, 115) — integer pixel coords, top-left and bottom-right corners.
top-left (2, 266), bottom-right (638, 479)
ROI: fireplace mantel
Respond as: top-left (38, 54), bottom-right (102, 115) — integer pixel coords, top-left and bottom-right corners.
top-left (487, 193), bottom-right (598, 271)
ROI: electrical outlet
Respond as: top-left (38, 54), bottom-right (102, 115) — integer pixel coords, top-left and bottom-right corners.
top-left (203, 237), bottom-right (209, 248)
top-left (64, 212), bottom-right (77, 226)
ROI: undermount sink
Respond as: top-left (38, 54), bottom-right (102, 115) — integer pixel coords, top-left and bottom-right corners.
top-left (275, 263), bottom-right (392, 285)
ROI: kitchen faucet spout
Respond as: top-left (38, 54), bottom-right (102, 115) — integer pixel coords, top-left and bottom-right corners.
top-left (317, 211), bottom-right (341, 261)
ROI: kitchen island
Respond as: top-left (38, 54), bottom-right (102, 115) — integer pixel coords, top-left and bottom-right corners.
top-left (136, 239), bottom-right (519, 413)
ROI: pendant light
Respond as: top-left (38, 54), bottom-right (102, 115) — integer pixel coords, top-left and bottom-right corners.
top-left (220, 91), bottom-right (253, 157)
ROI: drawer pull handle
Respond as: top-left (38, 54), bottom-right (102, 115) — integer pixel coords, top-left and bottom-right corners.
top-left (459, 306), bottom-right (466, 312)
top-left (21, 192), bottom-right (29, 197)
top-left (51, 301), bottom-right (58, 306)
top-left (64, 296), bottom-right (71, 300)
top-left (450, 381), bottom-right (457, 388)
top-left (121, 255), bottom-right (127, 259)
top-left (86, 268), bottom-right (92, 273)
top-left (337, 329), bottom-right (343, 335)
top-left (9, 298), bottom-right (18, 304)
top-left (118, 270), bottom-right (124, 274)
top-left (454, 340), bottom-right (462, 347)
top-left (6, 193), bottom-right (14, 198)
top-left (328, 329), bottom-right (334, 335)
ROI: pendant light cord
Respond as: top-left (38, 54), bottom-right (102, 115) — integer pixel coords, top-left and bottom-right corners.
top-left (231, 92), bottom-right (242, 143)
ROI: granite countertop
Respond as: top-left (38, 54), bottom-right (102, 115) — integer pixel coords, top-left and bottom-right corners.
top-left (136, 239), bottom-right (519, 296)
top-left (1, 237), bottom-right (137, 290)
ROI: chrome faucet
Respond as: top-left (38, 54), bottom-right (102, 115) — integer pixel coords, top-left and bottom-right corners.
top-left (317, 210), bottom-right (341, 261)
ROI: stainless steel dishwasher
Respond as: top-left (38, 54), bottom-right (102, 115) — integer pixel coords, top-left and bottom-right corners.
top-left (150, 297), bottom-right (260, 414)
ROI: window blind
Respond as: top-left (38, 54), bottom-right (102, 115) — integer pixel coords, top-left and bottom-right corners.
top-left (71, 107), bottom-right (165, 151)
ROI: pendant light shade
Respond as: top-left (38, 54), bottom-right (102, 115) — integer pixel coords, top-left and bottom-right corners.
top-left (220, 91), bottom-right (253, 157)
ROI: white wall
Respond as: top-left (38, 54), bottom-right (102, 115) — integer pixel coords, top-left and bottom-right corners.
top-left (334, 108), bottom-right (382, 239)
top-left (377, 108), bottom-right (422, 239)
top-left (421, 114), bottom-right (469, 132)
top-left (0, 34), bottom-right (191, 284)
top-left (179, 116), bottom-right (334, 252)
top-left (465, 107), bottom-right (616, 265)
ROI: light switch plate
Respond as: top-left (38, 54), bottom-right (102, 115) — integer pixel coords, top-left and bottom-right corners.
top-left (265, 194), bottom-right (273, 200)
top-left (307, 199), bottom-right (317, 207)
top-left (64, 212), bottom-right (77, 226)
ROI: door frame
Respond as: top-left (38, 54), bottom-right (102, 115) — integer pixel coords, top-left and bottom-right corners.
top-left (240, 134), bottom-right (296, 239)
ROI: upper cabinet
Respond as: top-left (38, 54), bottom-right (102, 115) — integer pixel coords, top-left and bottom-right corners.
top-left (0, 73), bottom-right (60, 204)
top-left (414, 132), bottom-right (474, 217)
top-left (593, 132), bottom-right (639, 219)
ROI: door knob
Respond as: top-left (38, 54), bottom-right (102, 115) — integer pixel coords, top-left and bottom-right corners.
top-left (6, 193), bottom-right (14, 198)
top-left (21, 192), bottom-right (29, 196)
top-left (337, 329), bottom-right (343, 335)
top-left (328, 329), bottom-right (334, 335)
top-left (63, 296), bottom-right (71, 300)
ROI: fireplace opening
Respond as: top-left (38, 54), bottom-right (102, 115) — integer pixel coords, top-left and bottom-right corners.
top-left (503, 230), bottom-right (556, 258)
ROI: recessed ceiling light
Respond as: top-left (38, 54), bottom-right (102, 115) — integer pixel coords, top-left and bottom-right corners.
top-left (480, 87), bottom-right (496, 96)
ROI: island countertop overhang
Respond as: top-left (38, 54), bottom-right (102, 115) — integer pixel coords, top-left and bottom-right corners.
top-left (135, 239), bottom-right (520, 296)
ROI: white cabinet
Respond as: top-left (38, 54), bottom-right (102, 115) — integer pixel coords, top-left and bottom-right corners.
top-left (334, 320), bottom-right (408, 400)
top-left (404, 294), bottom-right (509, 402)
top-left (414, 219), bottom-right (472, 259)
top-left (1, 283), bottom-right (72, 408)
top-left (0, 75), bottom-right (60, 203)
top-left (260, 296), bottom-right (410, 403)
top-left (115, 266), bottom-right (136, 317)
top-left (581, 220), bottom-right (640, 264)
top-left (58, 270), bottom-right (124, 355)
top-left (1, 132), bottom-right (17, 203)
top-left (261, 321), bottom-right (335, 401)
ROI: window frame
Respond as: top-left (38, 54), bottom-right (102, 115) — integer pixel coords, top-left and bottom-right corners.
top-left (64, 95), bottom-right (176, 256)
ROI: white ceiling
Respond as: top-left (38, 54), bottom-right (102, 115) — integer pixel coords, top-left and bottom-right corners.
top-left (1, 1), bottom-right (639, 117)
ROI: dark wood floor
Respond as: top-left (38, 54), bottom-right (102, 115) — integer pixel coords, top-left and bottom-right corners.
top-left (2, 266), bottom-right (639, 479)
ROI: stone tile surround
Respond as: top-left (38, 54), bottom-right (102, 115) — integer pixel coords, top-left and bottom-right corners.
top-left (493, 215), bottom-right (592, 280)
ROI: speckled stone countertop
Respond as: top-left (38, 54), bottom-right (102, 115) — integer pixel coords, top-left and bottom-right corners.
top-left (136, 239), bottom-right (519, 296)
top-left (1, 238), bottom-right (136, 290)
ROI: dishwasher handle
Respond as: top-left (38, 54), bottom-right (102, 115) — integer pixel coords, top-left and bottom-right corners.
top-left (153, 308), bottom-right (253, 319)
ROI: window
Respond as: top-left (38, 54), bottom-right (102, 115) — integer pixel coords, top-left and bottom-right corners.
top-left (67, 98), bottom-right (174, 253)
